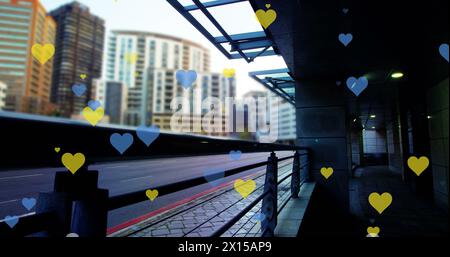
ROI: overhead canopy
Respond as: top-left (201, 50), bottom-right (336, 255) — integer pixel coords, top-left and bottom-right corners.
top-left (167, 0), bottom-right (278, 62)
top-left (249, 68), bottom-right (295, 105)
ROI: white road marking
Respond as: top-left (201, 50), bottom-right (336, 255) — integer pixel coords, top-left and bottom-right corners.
top-left (104, 165), bottom-right (128, 169)
top-left (120, 175), bottom-right (153, 183)
top-left (0, 212), bottom-right (35, 222)
top-left (0, 199), bottom-right (20, 205)
top-left (0, 174), bottom-right (43, 180)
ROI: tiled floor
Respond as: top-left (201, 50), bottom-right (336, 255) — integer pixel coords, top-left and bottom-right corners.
top-left (350, 166), bottom-right (448, 237)
top-left (110, 160), bottom-right (295, 237)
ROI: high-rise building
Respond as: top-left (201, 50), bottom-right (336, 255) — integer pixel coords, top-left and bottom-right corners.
top-left (0, 0), bottom-right (56, 114)
top-left (50, 1), bottom-right (105, 117)
top-left (93, 79), bottom-right (128, 125)
top-left (0, 81), bottom-right (7, 110)
top-left (243, 90), bottom-right (270, 131)
top-left (105, 30), bottom-right (236, 133)
top-left (270, 93), bottom-right (296, 143)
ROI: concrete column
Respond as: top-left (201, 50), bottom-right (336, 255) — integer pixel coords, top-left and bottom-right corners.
top-left (427, 78), bottom-right (449, 211)
top-left (386, 104), bottom-right (404, 175)
top-left (295, 81), bottom-right (350, 212)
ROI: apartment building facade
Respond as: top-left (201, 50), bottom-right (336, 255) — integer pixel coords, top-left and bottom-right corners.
top-left (0, 0), bottom-right (56, 114)
top-left (105, 30), bottom-right (235, 136)
top-left (50, 1), bottom-right (105, 117)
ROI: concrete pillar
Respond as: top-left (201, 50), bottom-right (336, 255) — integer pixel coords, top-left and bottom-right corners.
top-left (427, 78), bottom-right (449, 211)
top-left (295, 81), bottom-right (350, 212)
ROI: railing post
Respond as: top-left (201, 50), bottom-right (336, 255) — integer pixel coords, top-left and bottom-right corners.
top-left (71, 188), bottom-right (109, 237)
top-left (305, 150), bottom-right (313, 183)
top-left (35, 191), bottom-right (72, 237)
top-left (261, 151), bottom-right (278, 237)
top-left (291, 151), bottom-right (300, 198)
top-left (36, 169), bottom-right (109, 237)
top-left (68, 169), bottom-right (109, 237)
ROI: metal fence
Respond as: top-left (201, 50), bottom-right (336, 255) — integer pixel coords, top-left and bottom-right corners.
top-left (0, 112), bottom-right (311, 237)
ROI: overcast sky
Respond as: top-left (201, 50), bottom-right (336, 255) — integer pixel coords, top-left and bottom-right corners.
top-left (41, 0), bottom-right (288, 97)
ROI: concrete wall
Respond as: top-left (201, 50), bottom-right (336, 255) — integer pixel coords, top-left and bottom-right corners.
top-left (427, 78), bottom-right (449, 211)
top-left (363, 129), bottom-right (387, 153)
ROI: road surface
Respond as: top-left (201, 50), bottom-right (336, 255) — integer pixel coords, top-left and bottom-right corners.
top-left (0, 151), bottom-right (294, 230)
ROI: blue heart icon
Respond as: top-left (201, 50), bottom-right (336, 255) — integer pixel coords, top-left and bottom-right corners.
top-left (203, 168), bottom-right (225, 187)
top-left (252, 213), bottom-right (266, 222)
top-left (72, 84), bottom-right (87, 97)
top-left (110, 133), bottom-right (134, 155)
top-left (21, 198), bottom-right (36, 211)
top-left (4, 216), bottom-right (19, 228)
top-left (176, 70), bottom-right (197, 89)
top-left (347, 76), bottom-right (368, 96)
top-left (342, 8), bottom-right (349, 14)
top-left (136, 125), bottom-right (160, 147)
top-left (339, 33), bottom-right (353, 47)
top-left (439, 43), bottom-right (449, 62)
top-left (88, 100), bottom-right (102, 110)
top-left (229, 150), bottom-right (242, 161)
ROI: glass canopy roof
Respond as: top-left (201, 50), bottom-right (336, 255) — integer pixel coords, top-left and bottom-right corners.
top-left (167, 0), bottom-right (278, 62)
top-left (249, 68), bottom-right (296, 105)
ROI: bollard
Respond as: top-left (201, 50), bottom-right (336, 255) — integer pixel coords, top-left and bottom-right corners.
top-left (261, 152), bottom-right (278, 237)
top-left (291, 151), bottom-right (300, 198)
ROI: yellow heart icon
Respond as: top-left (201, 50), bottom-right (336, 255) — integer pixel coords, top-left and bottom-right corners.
top-left (146, 189), bottom-right (158, 201)
top-left (368, 192), bottom-right (392, 214)
top-left (367, 226), bottom-right (380, 236)
top-left (223, 68), bottom-right (236, 78)
top-left (320, 167), bottom-right (334, 179)
top-left (54, 147), bottom-right (60, 153)
top-left (31, 44), bottom-right (55, 65)
top-left (255, 9), bottom-right (277, 29)
top-left (125, 53), bottom-right (137, 64)
top-left (82, 107), bottom-right (104, 126)
top-left (61, 153), bottom-right (85, 175)
top-left (80, 74), bottom-right (87, 80)
top-left (407, 156), bottom-right (429, 176)
top-left (234, 179), bottom-right (256, 199)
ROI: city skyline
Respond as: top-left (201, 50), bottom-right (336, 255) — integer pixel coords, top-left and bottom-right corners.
top-left (0, 0), bottom-right (290, 140)
top-left (40, 0), bottom-right (288, 98)
top-left (103, 29), bottom-right (235, 133)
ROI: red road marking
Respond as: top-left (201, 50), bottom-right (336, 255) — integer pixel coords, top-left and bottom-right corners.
top-left (107, 172), bottom-right (261, 235)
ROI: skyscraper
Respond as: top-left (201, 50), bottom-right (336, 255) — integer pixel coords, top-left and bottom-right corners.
top-left (93, 79), bottom-right (128, 125)
top-left (270, 92), bottom-right (296, 143)
top-left (0, 81), bottom-right (6, 110)
top-left (49, 1), bottom-right (105, 117)
top-left (105, 30), bottom-right (235, 132)
top-left (0, 0), bottom-right (56, 114)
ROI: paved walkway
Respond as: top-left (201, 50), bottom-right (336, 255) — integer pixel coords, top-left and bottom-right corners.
top-left (110, 159), bottom-right (295, 237)
top-left (350, 166), bottom-right (448, 237)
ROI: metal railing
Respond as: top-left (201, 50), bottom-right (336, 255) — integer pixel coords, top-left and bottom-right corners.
top-left (0, 112), bottom-right (312, 237)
